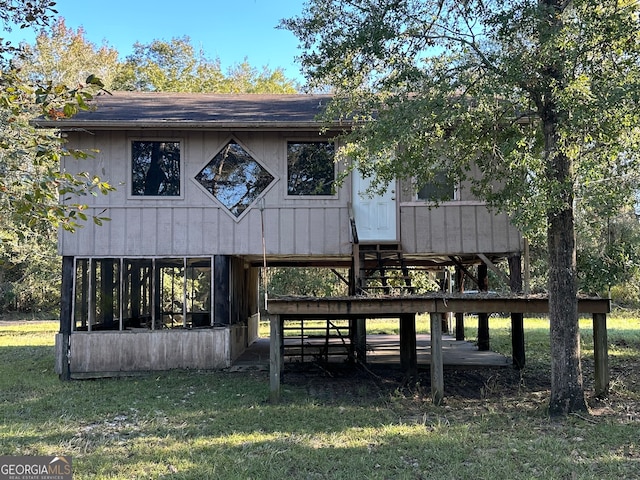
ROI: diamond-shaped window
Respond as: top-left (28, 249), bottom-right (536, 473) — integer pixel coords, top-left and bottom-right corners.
top-left (195, 140), bottom-right (275, 218)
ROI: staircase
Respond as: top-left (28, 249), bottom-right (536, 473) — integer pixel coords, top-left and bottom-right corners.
top-left (354, 243), bottom-right (414, 296)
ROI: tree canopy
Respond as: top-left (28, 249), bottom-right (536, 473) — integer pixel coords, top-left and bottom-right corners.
top-left (283, 0), bottom-right (640, 414)
top-left (112, 36), bottom-right (299, 93)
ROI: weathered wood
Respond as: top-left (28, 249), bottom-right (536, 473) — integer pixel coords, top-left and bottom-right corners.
top-left (455, 266), bottom-right (465, 341)
top-left (100, 259), bottom-right (115, 328)
top-left (455, 313), bottom-right (465, 341)
top-left (477, 263), bottom-right (490, 351)
top-left (478, 253), bottom-right (510, 286)
top-left (430, 312), bottom-right (444, 405)
top-left (352, 317), bottom-right (367, 363)
top-left (56, 328), bottom-right (236, 375)
top-left (59, 256), bottom-right (74, 381)
top-left (593, 313), bottom-right (610, 396)
top-left (214, 255), bottom-right (231, 325)
top-left (267, 296), bottom-right (611, 316)
top-left (399, 313), bottom-right (417, 378)
top-left (269, 314), bottom-right (282, 403)
top-left (509, 255), bottom-right (525, 369)
top-left (511, 314), bottom-right (525, 369)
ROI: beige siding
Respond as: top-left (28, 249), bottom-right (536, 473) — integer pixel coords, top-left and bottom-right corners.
top-left (60, 129), bottom-right (520, 259)
top-left (400, 203), bottom-right (521, 255)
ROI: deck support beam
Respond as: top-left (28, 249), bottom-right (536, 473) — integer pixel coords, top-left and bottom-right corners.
top-left (59, 256), bottom-right (74, 381)
top-left (455, 266), bottom-right (465, 341)
top-left (509, 255), bottom-right (526, 369)
top-left (593, 313), bottom-right (610, 396)
top-left (399, 313), bottom-right (417, 378)
top-left (430, 312), bottom-right (444, 405)
top-left (269, 313), bottom-right (283, 403)
top-left (352, 317), bottom-right (367, 363)
top-left (477, 263), bottom-right (490, 351)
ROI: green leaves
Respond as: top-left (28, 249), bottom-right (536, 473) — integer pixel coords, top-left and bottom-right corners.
top-left (111, 37), bottom-right (299, 93)
top-left (285, 0), bottom-right (640, 243)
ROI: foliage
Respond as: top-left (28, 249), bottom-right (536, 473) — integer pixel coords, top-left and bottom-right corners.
top-left (0, 3), bottom-right (115, 314)
top-left (283, 0), bottom-right (640, 235)
top-left (12, 17), bottom-right (120, 88)
top-left (283, 0), bottom-right (640, 415)
top-left (577, 205), bottom-right (640, 297)
top-left (0, 223), bottom-right (58, 312)
top-left (112, 36), bottom-right (299, 93)
top-left (267, 267), bottom-right (348, 297)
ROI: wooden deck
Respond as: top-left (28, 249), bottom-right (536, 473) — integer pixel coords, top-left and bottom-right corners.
top-left (266, 295), bottom-right (611, 405)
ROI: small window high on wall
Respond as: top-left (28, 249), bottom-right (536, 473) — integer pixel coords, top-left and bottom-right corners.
top-left (287, 141), bottom-right (335, 196)
top-left (417, 171), bottom-right (456, 202)
top-left (131, 140), bottom-right (181, 196)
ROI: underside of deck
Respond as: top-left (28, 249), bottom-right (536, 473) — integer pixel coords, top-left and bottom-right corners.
top-left (266, 295), bottom-right (611, 405)
top-left (231, 333), bottom-right (510, 371)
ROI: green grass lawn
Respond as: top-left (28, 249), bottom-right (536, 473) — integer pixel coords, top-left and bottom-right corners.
top-left (1, 316), bottom-right (639, 479)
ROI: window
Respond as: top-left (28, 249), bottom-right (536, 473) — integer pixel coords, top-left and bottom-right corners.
top-left (417, 171), bottom-right (456, 202)
top-left (287, 141), bottom-right (335, 196)
top-left (131, 140), bottom-right (181, 196)
top-left (195, 140), bottom-right (275, 218)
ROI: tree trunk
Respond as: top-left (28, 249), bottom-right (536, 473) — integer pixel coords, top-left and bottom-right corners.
top-left (543, 116), bottom-right (587, 415)
top-left (547, 203), bottom-right (586, 414)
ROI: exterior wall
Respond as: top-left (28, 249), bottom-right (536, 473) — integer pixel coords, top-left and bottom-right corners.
top-left (54, 325), bottom-right (247, 376)
top-left (59, 130), bottom-right (352, 258)
top-left (399, 203), bottom-right (521, 255)
top-left (60, 129), bottom-right (521, 260)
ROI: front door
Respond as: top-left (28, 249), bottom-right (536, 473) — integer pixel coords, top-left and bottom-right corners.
top-left (352, 170), bottom-right (397, 242)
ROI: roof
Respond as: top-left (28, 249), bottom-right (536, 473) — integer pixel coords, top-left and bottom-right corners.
top-left (34, 91), bottom-right (340, 131)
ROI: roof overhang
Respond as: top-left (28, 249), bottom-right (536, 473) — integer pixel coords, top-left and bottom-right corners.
top-left (32, 92), bottom-right (352, 133)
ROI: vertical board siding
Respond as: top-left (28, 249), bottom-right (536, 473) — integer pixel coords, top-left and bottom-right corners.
top-left (477, 208), bottom-right (496, 252)
top-left (60, 330), bottom-right (234, 374)
top-left (460, 205), bottom-right (479, 253)
top-left (60, 130), bottom-right (520, 259)
top-left (401, 204), bottom-right (521, 255)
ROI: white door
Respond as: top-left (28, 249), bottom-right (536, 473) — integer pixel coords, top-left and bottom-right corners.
top-left (352, 170), bottom-right (397, 242)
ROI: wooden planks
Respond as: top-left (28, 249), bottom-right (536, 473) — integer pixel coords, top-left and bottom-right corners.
top-left (267, 295), bottom-right (611, 404)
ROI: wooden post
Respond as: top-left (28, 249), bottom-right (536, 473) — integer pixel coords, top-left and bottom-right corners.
top-left (214, 255), bottom-right (231, 325)
top-left (593, 313), bottom-right (610, 396)
top-left (100, 259), bottom-right (115, 328)
top-left (509, 255), bottom-right (525, 369)
top-left (455, 266), bottom-right (465, 341)
top-left (399, 313), bottom-right (417, 378)
top-left (79, 259), bottom-right (88, 328)
top-left (477, 263), bottom-right (490, 351)
top-left (59, 256), bottom-right (74, 381)
top-left (430, 312), bottom-right (444, 405)
top-left (269, 313), bottom-right (282, 403)
top-left (352, 317), bottom-right (367, 363)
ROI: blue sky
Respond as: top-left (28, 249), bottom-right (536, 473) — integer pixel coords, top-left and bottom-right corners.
top-left (6, 0), bottom-right (307, 82)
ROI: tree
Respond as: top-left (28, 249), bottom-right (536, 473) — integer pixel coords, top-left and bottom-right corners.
top-left (112, 37), bottom-right (299, 93)
top-left (1, 3), bottom-right (113, 312)
top-left (283, 0), bottom-right (640, 414)
top-left (13, 17), bottom-right (120, 88)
